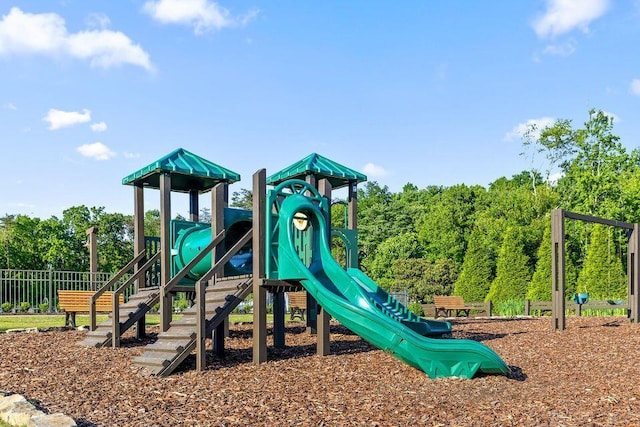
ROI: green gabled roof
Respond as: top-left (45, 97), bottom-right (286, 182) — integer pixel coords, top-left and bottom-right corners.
top-left (267, 153), bottom-right (367, 189)
top-left (122, 148), bottom-right (240, 192)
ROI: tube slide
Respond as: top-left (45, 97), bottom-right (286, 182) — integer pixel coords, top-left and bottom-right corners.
top-left (276, 193), bottom-right (509, 378)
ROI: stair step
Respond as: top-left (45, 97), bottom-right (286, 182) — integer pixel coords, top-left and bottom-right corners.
top-left (157, 331), bottom-right (197, 341)
top-left (85, 329), bottom-right (112, 339)
top-left (132, 355), bottom-right (170, 369)
top-left (145, 341), bottom-right (190, 353)
top-left (78, 337), bottom-right (108, 348)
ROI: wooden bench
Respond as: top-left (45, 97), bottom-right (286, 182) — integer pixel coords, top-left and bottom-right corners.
top-left (58, 290), bottom-right (123, 328)
top-left (433, 295), bottom-right (471, 318)
top-left (287, 292), bottom-right (307, 321)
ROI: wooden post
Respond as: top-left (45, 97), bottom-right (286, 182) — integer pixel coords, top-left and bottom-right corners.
top-left (85, 226), bottom-right (98, 290)
top-left (305, 174), bottom-right (318, 334)
top-left (189, 189), bottom-right (199, 222)
top-left (487, 300), bottom-right (493, 317)
top-left (196, 280), bottom-right (206, 371)
top-left (253, 169), bottom-right (267, 364)
top-left (317, 178), bottom-right (332, 356)
top-left (134, 183), bottom-right (146, 339)
top-left (551, 209), bottom-right (566, 331)
top-left (348, 180), bottom-right (358, 230)
top-left (524, 299), bottom-right (531, 316)
top-left (160, 173), bottom-right (173, 332)
top-left (273, 291), bottom-right (286, 349)
top-left (629, 224), bottom-right (640, 323)
top-left (212, 183), bottom-right (226, 356)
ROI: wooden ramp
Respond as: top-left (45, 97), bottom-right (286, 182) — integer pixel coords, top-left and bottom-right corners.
top-left (133, 276), bottom-right (252, 377)
top-left (78, 287), bottom-right (161, 348)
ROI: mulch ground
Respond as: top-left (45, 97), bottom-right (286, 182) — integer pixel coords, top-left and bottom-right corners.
top-left (1, 316), bottom-right (640, 426)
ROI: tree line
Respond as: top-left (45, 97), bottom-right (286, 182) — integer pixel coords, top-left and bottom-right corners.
top-left (1, 109), bottom-right (636, 308)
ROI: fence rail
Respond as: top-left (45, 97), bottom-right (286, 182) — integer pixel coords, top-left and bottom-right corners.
top-left (0, 269), bottom-right (133, 313)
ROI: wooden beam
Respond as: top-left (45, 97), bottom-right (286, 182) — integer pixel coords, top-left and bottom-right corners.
top-left (317, 178), bottom-right (332, 356)
top-left (563, 211), bottom-right (633, 230)
top-left (253, 169), bottom-right (267, 364)
top-left (160, 173), bottom-right (172, 332)
top-left (630, 225), bottom-right (640, 323)
top-left (273, 291), bottom-right (286, 349)
top-left (551, 208), bottom-right (566, 331)
top-left (133, 183), bottom-right (146, 338)
top-left (189, 189), bottom-right (199, 222)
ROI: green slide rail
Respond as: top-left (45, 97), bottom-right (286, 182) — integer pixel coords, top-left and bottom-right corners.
top-left (272, 181), bottom-right (509, 378)
top-left (346, 268), bottom-right (452, 337)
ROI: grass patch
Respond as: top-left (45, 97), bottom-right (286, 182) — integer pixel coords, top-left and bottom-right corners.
top-left (0, 313), bottom-right (281, 331)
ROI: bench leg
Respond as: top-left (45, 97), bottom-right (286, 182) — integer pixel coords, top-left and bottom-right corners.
top-left (65, 312), bottom-right (77, 328)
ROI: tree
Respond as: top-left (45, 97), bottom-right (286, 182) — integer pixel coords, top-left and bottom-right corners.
top-left (576, 224), bottom-right (626, 299)
top-left (417, 184), bottom-right (486, 267)
top-left (366, 232), bottom-right (423, 289)
top-left (527, 220), bottom-right (552, 301)
top-left (231, 188), bottom-right (253, 210)
top-left (486, 226), bottom-right (532, 303)
top-left (453, 227), bottom-right (494, 302)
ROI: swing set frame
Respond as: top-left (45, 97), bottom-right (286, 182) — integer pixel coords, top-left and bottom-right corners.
top-left (551, 208), bottom-right (640, 330)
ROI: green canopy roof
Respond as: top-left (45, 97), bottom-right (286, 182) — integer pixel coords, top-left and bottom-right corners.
top-left (122, 148), bottom-right (240, 192)
top-left (267, 153), bottom-right (367, 189)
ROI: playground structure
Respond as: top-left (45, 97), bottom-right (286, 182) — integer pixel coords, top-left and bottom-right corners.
top-left (80, 148), bottom-right (509, 379)
top-left (551, 209), bottom-right (640, 330)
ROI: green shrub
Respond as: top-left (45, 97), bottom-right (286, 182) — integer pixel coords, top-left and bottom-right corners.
top-left (1, 302), bottom-right (12, 313)
top-left (39, 303), bottom-right (49, 313)
top-left (494, 299), bottom-right (524, 316)
top-left (151, 303), bottom-right (160, 313)
top-left (19, 302), bottom-right (31, 313)
top-left (173, 299), bottom-right (189, 312)
top-left (407, 301), bottom-right (424, 316)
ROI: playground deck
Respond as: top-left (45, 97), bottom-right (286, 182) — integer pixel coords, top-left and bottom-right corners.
top-left (1, 316), bottom-right (639, 426)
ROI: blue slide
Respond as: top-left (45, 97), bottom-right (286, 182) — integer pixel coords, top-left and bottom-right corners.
top-left (276, 193), bottom-right (509, 378)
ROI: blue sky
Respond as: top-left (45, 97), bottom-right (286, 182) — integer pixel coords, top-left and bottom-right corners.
top-left (1, 0), bottom-right (639, 219)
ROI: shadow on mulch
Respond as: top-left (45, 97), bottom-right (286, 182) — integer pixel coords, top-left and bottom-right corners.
top-left (76, 419), bottom-right (98, 427)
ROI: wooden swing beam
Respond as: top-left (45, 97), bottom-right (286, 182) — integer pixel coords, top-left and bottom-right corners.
top-left (551, 208), bottom-right (640, 330)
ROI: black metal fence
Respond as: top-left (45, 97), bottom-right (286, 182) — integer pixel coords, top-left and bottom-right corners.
top-left (0, 269), bottom-right (133, 313)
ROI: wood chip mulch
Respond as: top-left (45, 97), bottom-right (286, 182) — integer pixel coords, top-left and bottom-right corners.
top-left (1, 316), bottom-right (640, 426)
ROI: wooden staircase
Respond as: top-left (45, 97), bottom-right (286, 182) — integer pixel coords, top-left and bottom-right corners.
top-left (79, 287), bottom-right (161, 348)
top-left (133, 276), bottom-right (252, 376)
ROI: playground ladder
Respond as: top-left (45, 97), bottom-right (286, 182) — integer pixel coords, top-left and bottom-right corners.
top-left (79, 287), bottom-right (161, 348)
top-left (132, 276), bottom-right (252, 376)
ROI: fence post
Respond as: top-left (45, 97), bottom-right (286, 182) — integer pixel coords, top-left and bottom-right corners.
top-left (48, 268), bottom-right (54, 313)
top-left (487, 300), bottom-right (493, 317)
top-left (524, 299), bottom-right (531, 316)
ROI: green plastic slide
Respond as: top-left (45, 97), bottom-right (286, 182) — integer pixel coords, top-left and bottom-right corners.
top-left (276, 193), bottom-right (509, 378)
top-left (346, 268), bottom-right (452, 337)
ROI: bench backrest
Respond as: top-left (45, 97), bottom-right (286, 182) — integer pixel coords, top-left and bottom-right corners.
top-left (287, 292), bottom-right (307, 309)
top-left (433, 295), bottom-right (466, 308)
top-left (58, 290), bottom-right (122, 313)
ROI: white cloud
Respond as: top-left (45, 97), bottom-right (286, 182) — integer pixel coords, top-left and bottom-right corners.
top-left (631, 79), bottom-right (640, 96)
top-left (76, 142), bottom-right (116, 160)
top-left (43, 108), bottom-right (91, 130)
top-left (3, 103), bottom-right (16, 110)
top-left (532, 0), bottom-right (610, 39)
top-left (0, 7), bottom-right (153, 71)
top-left (91, 121), bottom-right (107, 132)
top-left (362, 163), bottom-right (389, 178)
top-left (548, 172), bottom-right (564, 185)
top-left (143, 0), bottom-right (258, 34)
top-left (504, 117), bottom-right (556, 142)
top-left (542, 40), bottom-right (576, 57)
top-left (123, 151), bottom-right (141, 159)
top-left (86, 13), bottom-right (111, 30)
